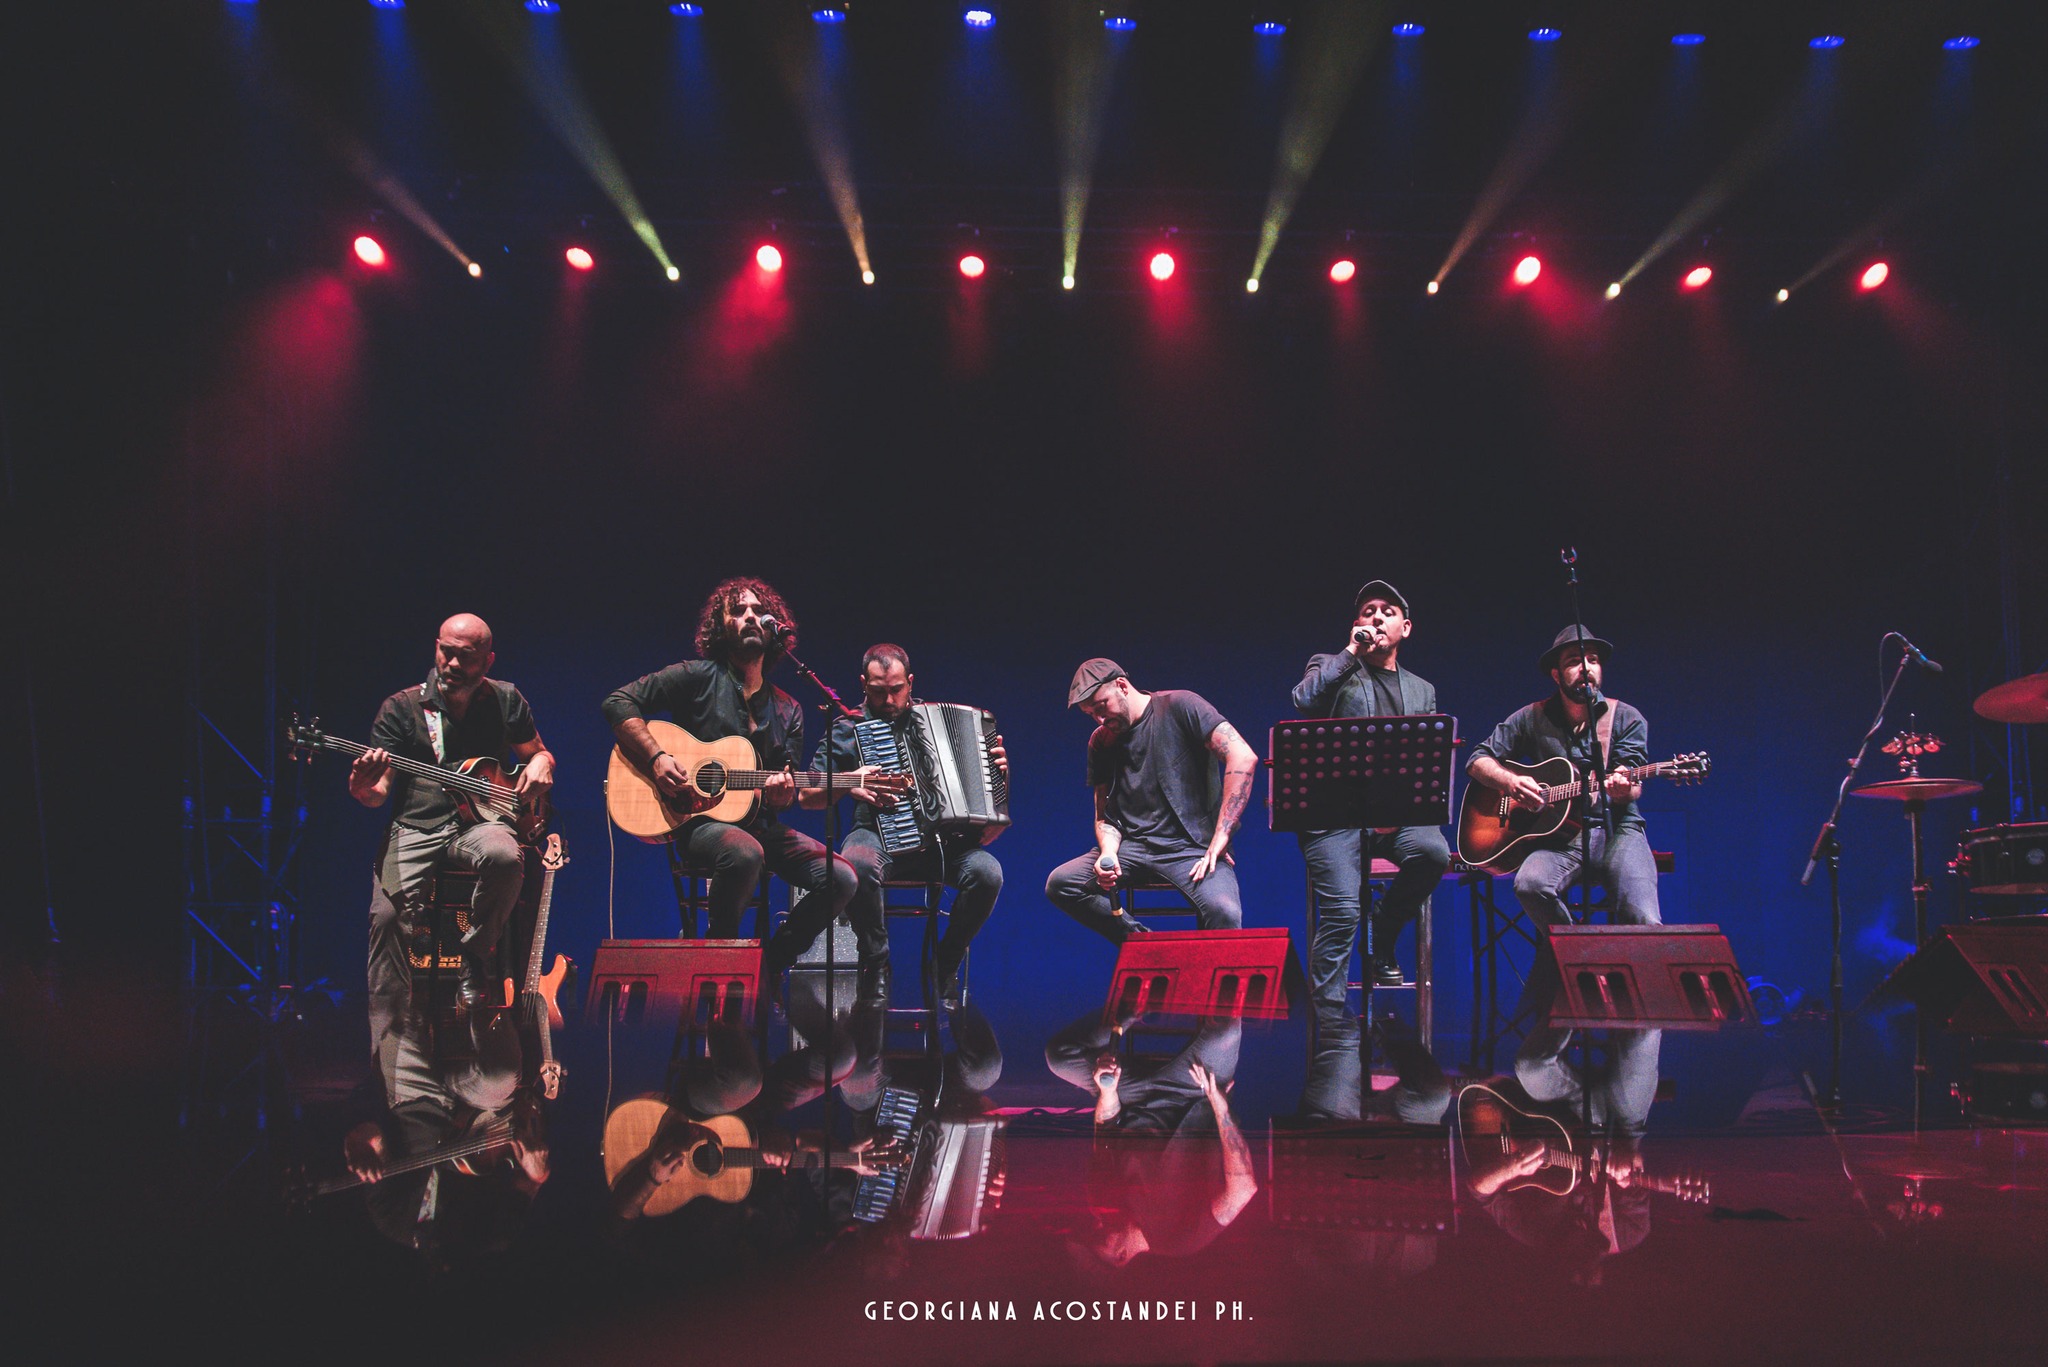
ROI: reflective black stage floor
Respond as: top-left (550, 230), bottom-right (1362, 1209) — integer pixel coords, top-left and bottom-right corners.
top-left (16, 963), bottom-right (2048, 1366)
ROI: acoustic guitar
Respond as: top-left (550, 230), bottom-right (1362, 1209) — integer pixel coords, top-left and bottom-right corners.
top-left (601, 1099), bottom-right (892, 1216)
top-left (1458, 1083), bottom-right (1709, 1204)
top-left (1456, 752), bottom-right (1710, 873)
top-left (605, 719), bottom-right (907, 841)
top-left (289, 714), bottom-right (551, 842)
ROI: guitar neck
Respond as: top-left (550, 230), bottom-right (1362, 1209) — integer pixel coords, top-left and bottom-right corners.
top-left (723, 770), bottom-right (871, 792)
top-left (306, 735), bottom-right (505, 801)
top-left (716, 1147), bottom-right (870, 1171)
top-left (524, 868), bottom-right (559, 996)
top-left (317, 1123), bottom-right (513, 1197)
top-left (1537, 761), bottom-right (1678, 806)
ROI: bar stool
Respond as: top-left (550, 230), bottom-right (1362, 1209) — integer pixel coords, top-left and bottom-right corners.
top-left (1304, 857), bottom-right (1435, 1053)
top-left (877, 876), bottom-right (955, 1057)
top-left (1116, 873), bottom-right (1205, 925)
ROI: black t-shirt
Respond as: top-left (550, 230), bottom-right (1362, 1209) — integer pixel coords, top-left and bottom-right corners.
top-left (370, 677), bottom-right (538, 831)
top-left (601, 660), bottom-right (805, 792)
top-left (1086, 689), bottom-right (1227, 857)
top-left (1365, 666), bottom-right (1405, 718)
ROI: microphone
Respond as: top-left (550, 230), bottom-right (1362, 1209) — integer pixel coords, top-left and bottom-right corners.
top-left (759, 614), bottom-right (796, 643)
top-left (1353, 626), bottom-right (1380, 648)
top-left (1898, 635), bottom-right (1943, 674)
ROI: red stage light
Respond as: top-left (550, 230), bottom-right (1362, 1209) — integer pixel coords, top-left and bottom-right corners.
top-left (959, 254), bottom-right (986, 279)
top-left (756, 244), bottom-right (783, 273)
top-left (1682, 265), bottom-right (1712, 290)
top-left (353, 235), bottom-right (386, 267)
top-left (565, 246), bottom-right (595, 271)
top-left (1149, 251), bottom-right (1176, 282)
top-left (1860, 261), bottom-right (1889, 290)
top-left (1512, 255), bottom-right (1542, 286)
top-left (1329, 259), bottom-right (1357, 284)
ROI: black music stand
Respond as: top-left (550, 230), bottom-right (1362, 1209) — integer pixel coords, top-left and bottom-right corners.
top-left (1269, 715), bottom-right (1459, 1040)
top-left (1269, 715), bottom-right (1459, 835)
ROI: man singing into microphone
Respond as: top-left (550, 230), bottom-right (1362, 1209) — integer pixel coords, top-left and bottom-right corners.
top-left (602, 578), bottom-right (860, 980)
top-left (1292, 581), bottom-right (1451, 994)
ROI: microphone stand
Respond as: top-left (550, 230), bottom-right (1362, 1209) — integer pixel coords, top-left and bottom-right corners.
top-left (1560, 549), bottom-right (1607, 924)
top-left (1560, 549), bottom-right (1605, 1138)
top-left (777, 635), bottom-right (860, 1196)
top-left (1799, 635), bottom-right (1915, 1112)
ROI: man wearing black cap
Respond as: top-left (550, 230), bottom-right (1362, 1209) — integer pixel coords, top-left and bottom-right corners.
top-left (1466, 628), bottom-right (1660, 929)
top-left (1045, 660), bottom-right (1260, 942)
top-left (1292, 580), bottom-right (1451, 994)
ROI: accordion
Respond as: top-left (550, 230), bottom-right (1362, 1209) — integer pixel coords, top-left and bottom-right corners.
top-left (853, 703), bottom-right (1011, 856)
top-left (851, 1087), bottom-right (1004, 1240)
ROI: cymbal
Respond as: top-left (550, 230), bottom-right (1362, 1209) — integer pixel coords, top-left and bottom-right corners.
top-left (1975, 672), bottom-right (2048, 725)
top-left (1852, 777), bottom-right (1984, 802)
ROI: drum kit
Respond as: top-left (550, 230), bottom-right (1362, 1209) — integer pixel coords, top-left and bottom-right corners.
top-left (1849, 671), bottom-right (2048, 926)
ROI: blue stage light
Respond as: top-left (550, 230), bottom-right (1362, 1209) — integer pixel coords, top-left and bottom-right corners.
top-left (1391, 23), bottom-right (1424, 37)
top-left (369, 0), bottom-right (405, 9)
top-left (1809, 35), bottom-right (1845, 49)
top-left (1103, 14), bottom-right (1136, 32)
top-left (964, 8), bottom-right (995, 27)
top-left (1671, 33), bottom-right (1705, 46)
top-left (1943, 35), bottom-right (1980, 50)
top-left (812, 7), bottom-right (847, 23)
top-left (1528, 28), bottom-right (1562, 43)
top-left (523, 0), bottom-right (559, 12)
top-left (669, 3), bottom-right (703, 14)
top-left (1253, 21), bottom-right (1286, 36)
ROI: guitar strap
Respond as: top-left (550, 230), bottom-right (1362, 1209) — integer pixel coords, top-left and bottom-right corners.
top-left (1593, 700), bottom-right (1619, 837)
top-left (420, 677), bottom-right (449, 764)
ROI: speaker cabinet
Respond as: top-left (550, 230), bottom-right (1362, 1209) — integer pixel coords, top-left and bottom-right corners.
top-left (1106, 927), bottom-right (1305, 1021)
top-left (1540, 924), bottom-right (1752, 1030)
top-left (1871, 921), bottom-right (2048, 1036)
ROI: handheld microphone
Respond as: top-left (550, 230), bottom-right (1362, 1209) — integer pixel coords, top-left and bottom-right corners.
top-left (1353, 626), bottom-right (1380, 648)
top-left (1897, 635), bottom-right (1943, 674)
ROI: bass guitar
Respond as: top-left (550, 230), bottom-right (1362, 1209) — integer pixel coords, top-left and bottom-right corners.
top-left (605, 719), bottom-right (909, 841)
top-left (285, 1112), bottom-right (516, 1208)
top-left (1458, 1084), bottom-right (1709, 1204)
top-left (601, 1099), bottom-right (896, 1216)
top-left (514, 833), bottom-right (571, 1101)
top-left (288, 715), bottom-right (550, 842)
top-left (1456, 752), bottom-right (1710, 873)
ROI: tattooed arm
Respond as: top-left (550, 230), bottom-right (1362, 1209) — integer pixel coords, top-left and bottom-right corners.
top-left (1191, 722), bottom-right (1258, 883)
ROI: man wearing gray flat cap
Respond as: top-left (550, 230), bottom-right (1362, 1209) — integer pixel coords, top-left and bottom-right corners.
top-left (1045, 659), bottom-right (1260, 942)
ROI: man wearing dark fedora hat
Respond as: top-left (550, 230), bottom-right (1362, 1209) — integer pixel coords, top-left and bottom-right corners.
top-left (1045, 659), bottom-right (1260, 942)
top-left (1292, 580), bottom-right (1451, 997)
top-left (1467, 627), bottom-right (1664, 1105)
top-left (1466, 625), bottom-right (1660, 931)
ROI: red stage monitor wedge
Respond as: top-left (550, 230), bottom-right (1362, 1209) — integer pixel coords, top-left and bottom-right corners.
top-left (1105, 927), bottom-right (1305, 1022)
top-left (1541, 924), bottom-right (1753, 1030)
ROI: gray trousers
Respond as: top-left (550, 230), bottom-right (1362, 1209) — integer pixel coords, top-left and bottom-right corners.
top-left (839, 827), bottom-right (1001, 974)
top-left (1045, 847), bottom-right (1242, 943)
top-left (1512, 825), bottom-right (1662, 928)
top-left (366, 819), bottom-right (526, 1034)
top-left (1510, 825), bottom-right (1663, 1097)
top-left (1299, 824), bottom-right (1450, 1009)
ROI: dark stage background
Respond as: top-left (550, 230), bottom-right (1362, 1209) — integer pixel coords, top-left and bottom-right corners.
top-left (6, 2), bottom-right (2047, 1101)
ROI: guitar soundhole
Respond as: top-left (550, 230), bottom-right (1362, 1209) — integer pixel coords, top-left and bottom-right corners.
top-left (692, 1143), bottom-right (724, 1177)
top-left (697, 761), bottom-right (728, 797)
